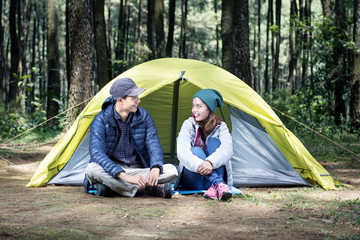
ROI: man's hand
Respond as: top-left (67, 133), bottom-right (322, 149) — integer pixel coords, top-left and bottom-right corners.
top-left (117, 172), bottom-right (146, 190)
top-left (198, 160), bottom-right (213, 175)
top-left (145, 167), bottom-right (160, 186)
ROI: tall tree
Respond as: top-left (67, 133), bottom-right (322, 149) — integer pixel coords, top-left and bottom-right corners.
top-left (106, 0), bottom-right (113, 65)
top-left (136, 0), bottom-right (142, 47)
top-left (67, 0), bottom-right (94, 124)
top-left (0, 0), bottom-right (3, 103)
top-left (350, 0), bottom-right (360, 131)
top-left (333, 0), bottom-right (347, 125)
top-left (66, 0), bottom-right (70, 91)
top-left (165, 0), bottom-right (175, 57)
top-left (257, 0), bottom-right (262, 93)
top-left (264, 0), bottom-right (272, 93)
top-left (287, 0), bottom-right (298, 93)
top-left (9, 0), bottom-right (19, 106)
top-left (29, 1), bottom-right (37, 114)
top-left (116, 0), bottom-right (127, 67)
top-left (222, 0), bottom-right (252, 86)
top-left (214, 0), bottom-right (220, 65)
top-left (321, 0), bottom-right (332, 18)
top-left (272, 0), bottom-right (281, 91)
top-left (47, 0), bottom-right (60, 126)
top-left (94, 0), bottom-right (111, 90)
top-left (302, 0), bottom-right (311, 82)
top-left (179, 0), bottom-right (188, 58)
top-left (147, 0), bottom-right (155, 57)
top-left (320, 0), bottom-right (334, 117)
top-left (154, 0), bottom-right (165, 57)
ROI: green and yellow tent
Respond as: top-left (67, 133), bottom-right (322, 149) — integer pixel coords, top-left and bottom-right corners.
top-left (27, 58), bottom-right (337, 190)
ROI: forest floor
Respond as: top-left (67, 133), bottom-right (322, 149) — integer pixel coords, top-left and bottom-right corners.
top-left (0, 141), bottom-right (359, 240)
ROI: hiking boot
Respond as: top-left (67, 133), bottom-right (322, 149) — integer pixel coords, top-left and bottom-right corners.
top-left (144, 183), bottom-right (172, 198)
top-left (216, 183), bottom-right (232, 201)
top-left (94, 183), bottom-right (109, 197)
top-left (204, 184), bottom-right (218, 199)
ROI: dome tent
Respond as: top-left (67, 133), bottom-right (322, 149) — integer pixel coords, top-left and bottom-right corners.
top-left (27, 58), bottom-right (336, 190)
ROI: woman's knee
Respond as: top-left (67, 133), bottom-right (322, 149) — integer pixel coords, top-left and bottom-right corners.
top-left (206, 138), bottom-right (221, 155)
top-left (191, 146), bottom-right (206, 160)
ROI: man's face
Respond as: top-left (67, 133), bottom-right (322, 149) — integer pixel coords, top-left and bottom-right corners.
top-left (119, 96), bottom-right (141, 113)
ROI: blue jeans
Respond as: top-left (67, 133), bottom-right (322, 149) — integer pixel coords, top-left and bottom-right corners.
top-left (180, 138), bottom-right (226, 190)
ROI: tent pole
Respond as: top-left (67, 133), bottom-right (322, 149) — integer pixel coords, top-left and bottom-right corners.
top-left (170, 78), bottom-right (180, 159)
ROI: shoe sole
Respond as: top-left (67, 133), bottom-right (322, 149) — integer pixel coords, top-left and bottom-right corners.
top-left (163, 183), bottom-right (172, 198)
top-left (219, 191), bottom-right (232, 201)
top-left (204, 194), bottom-right (217, 200)
top-left (95, 183), bottom-right (108, 197)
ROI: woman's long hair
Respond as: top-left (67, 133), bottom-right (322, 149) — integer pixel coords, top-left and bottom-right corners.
top-left (196, 112), bottom-right (221, 138)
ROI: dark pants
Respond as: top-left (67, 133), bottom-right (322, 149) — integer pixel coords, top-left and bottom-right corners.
top-left (180, 138), bottom-right (226, 190)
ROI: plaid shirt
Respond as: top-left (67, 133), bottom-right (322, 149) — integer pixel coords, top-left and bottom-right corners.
top-left (111, 109), bottom-right (140, 166)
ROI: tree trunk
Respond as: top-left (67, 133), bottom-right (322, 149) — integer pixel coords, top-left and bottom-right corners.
top-left (222, 0), bottom-right (252, 86)
top-left (179, 0), bottom-right (188, 58)
top-left (147, 0), bottom-right (155, 58)
top-left (272, 0), bottom-right (281, 91)
top-left (94, 0), bottom-right (110, 90)
top-left (287, 0), bottom-right (297, 94)
top-left (106, 0), bottom-right (113, 67)
top-left (295, 0), bottom-right (303, 90)
top-left (257, 0), bottom-right (262, 93)
top-left (165, 0), bottom-right (175, 57)
top-left (154, 0), bottom-right (165, 57)
top-left (67, 0), bottom-right (94, 124)
top-left (321, 0), bottom-right (332, 19)
top-left (270, 0), bottom-right (275, 92)
top-left (40, 1), bottom-right (47, 107)
top-left (351, 0), bottom-right (360, 131)
top-left (116, 0), bottom-right (127, 64)
top-left (9, 0), bottom-right (19, 106)
top-left (22, 1), bottom-right (32, 79)
top-left (222, 1), bottom-right (233, 75)
top-left (16, 0), bottom-right (23, 81)
top-left (29, 2), bottom-right (37, 114)
top-left (136, 0), bottom-right (142, 51)
top-left (333, 0), bottom-right (347, 125)
top-left (264, 0), bottom-right (272, 93)
top-left (0, 0), bottom-right (3, 103)
top-left (252, 17), bottom-right (257, 92)
top-left (66, 0), bottom-right (70, 91)
top-left (46, 0), bottom-right (60, 126)
top-left (214, 0), bottom-right (220, 65)
top-left (302, 0), bottom-right (311, 82)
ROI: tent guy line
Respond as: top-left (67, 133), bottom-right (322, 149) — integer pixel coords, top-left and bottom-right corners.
top-left (1, 75), bottom-right (357, 161)
top-left (271, 106), bottom-right (360, 160)
top-left (0, 97), bottom-right (94, 146)
top-left (1, 91), bottom-right (356, 160)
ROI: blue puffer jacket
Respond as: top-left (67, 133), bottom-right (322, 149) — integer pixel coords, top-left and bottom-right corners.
top-left (83, 97), bottom-right (164, 191)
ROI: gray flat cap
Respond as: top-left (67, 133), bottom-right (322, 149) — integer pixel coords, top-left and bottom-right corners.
top-left (110, 78), bottom-right (145, 99)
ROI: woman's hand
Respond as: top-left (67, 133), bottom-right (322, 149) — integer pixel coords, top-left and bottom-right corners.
top-left (198, 160), bottom-right (213, 175)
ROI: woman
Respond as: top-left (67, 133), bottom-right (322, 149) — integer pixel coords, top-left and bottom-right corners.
top-left (175, 89), bottom-right (233, 201)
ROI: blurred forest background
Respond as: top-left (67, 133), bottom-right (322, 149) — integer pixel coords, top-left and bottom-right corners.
top-left (0, 0), bottom-right (359, 146)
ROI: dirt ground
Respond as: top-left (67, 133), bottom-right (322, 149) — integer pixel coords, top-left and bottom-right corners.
top-left (0, 142), bottom-right (359, 240)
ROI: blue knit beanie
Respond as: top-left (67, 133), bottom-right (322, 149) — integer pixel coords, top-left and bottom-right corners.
top-left (193, 89), bottom-right (223, 112)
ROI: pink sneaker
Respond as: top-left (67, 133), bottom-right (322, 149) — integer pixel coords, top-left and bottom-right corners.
top-left (216, 183), bottom-right (232, 201)
top-left (204, 184), bottom-right (218, 199)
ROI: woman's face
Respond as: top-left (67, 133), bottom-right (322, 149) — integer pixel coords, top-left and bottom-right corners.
top-left (192, 97), bottom-right (210, 122)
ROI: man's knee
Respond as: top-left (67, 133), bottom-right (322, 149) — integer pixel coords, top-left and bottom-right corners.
top-left (162, 164), bottom-right (178, 182)
top-left (85, 162), bottom-right (105, 180)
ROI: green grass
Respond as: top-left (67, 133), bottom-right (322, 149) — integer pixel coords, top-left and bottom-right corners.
top-left (1, 225), bottom-right (100, 240)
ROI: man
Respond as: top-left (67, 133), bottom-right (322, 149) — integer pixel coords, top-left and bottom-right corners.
top-left (84, 78), bottom-right (178, 198)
